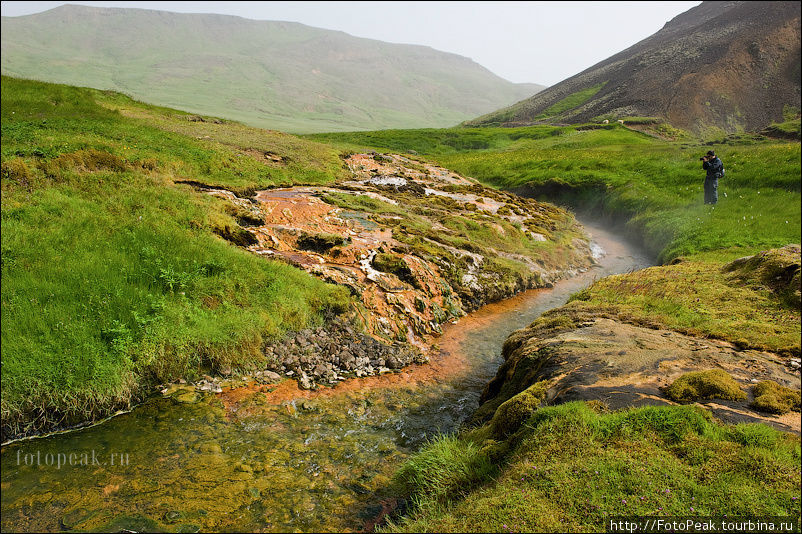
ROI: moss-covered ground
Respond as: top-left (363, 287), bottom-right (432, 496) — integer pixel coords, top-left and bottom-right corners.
top-left (385, 403), bottom-right (801, 533)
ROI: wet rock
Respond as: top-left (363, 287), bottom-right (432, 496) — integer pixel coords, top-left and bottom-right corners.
top-left (386, 355), bottom-right (402, 369)
top-left (164, 510), bottom-right (184, 524)
top-left (170, 387), bottom-right (201, 404)
top-left (300, 400), bottom-right (318, 412)
top-left (262, 370), bottom-right (283, 382)
top-left (299, 372), bottom-right (315, 390)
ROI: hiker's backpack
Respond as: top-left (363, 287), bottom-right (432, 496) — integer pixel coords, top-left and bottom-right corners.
top-left (713, 160), bottom-right (724, 179)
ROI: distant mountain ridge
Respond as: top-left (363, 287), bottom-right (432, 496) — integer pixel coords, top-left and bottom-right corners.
top-left (0, 4), bottom-right (544, 133)
top-left (466, 1), bottom-right (801, 133)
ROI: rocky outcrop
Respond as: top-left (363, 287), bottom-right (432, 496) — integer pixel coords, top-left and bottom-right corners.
top-left (471, 315), bottom-right (801, 434)
top-left (261, 316), bottom-right (424, 389)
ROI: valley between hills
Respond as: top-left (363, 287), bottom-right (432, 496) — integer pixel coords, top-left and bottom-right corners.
top-left (1, 73), bottom-right (799, 532)
top-left (1, 1), bottom-right (801, 532)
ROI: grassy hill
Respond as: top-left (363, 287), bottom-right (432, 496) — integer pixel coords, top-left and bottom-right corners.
top-left (0, 76), bottom-right (354, 440)
top-left (3, 74), bottom-right (800, 529)
top-left (0, 4), bottom-right (543, 134)
top-left (465, 1), bottom-right (801, 135)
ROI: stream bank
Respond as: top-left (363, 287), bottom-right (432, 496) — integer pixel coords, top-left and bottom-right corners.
top-left (0, 221), bottom-right (651, 533)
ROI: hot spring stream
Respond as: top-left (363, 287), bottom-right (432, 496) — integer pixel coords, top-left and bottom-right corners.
top-left (1, 220), bottom-right (652, 533)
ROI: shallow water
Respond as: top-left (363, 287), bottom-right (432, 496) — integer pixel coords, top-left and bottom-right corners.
top-left (0, 220), bottom-right (652, 533)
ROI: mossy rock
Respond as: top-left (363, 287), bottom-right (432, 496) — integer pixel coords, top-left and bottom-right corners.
top-left (723, 245), bottom-right (801, 307)
top-left (750, 381), bottom-right (801, 414)
top-left (297, 232), bottom-right (349, 253)
top-left (663, 369), bottom-right (746, 403)
top-left (372, 253), bottom-right (419, 288)
top-left (214, 224), bottom-right (258, 247)
top-left (490, 380), bottom-right (549, 437)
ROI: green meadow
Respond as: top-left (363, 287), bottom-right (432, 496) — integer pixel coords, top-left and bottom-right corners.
top-left (307, 124), bottom-right (801, 263)
top-left (1, 77), bottom-right (351, 438)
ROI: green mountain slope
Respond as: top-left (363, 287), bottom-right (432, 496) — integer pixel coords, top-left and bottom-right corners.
top-left (0, 4), bottom-right (544, 133)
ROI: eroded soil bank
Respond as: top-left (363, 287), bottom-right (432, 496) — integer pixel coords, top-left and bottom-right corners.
top-left (0, 222), bottom-right (649, 533)
top-left (195, 152), bottom-right (593, 390)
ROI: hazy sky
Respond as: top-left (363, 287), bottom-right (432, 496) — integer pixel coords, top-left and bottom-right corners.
top-left (0, 1), bottom-right (702, 86)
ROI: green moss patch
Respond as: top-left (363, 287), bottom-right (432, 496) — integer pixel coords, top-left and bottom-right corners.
top-left (489, 381), bottom-right (549, 438)
top-left (372, 253), bottom-right (419, 288)
top-left (663, 370), bottom-right (747, 403)
top-left (296, 232), bottom-right (349, 253)
top-left (750, 381), bottom-right (802, 415)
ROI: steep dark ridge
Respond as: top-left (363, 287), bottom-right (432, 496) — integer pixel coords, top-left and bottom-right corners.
top-left (467, 1), bottom-right (801, 133)
top-left (0, 4), bottom-right (544, 133)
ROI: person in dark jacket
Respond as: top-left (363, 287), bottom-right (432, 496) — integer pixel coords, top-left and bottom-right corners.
top-left (701, 150), bottom-right (724, 205)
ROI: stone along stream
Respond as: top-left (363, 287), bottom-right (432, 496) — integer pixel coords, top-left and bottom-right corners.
top-left (0, 220), bottom-right (652, 533)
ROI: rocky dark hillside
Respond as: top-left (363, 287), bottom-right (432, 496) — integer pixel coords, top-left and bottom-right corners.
top-left (467, 1), bottom-right (801, 133)
top-left (0, 4), bottom-right (543, 133)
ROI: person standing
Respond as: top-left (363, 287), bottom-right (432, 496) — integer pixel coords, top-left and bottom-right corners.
top-left (701, 150), bottom-right (724, 205)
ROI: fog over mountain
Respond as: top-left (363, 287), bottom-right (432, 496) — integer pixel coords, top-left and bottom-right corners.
top-left (1, 4), bottom-right (544, 133)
